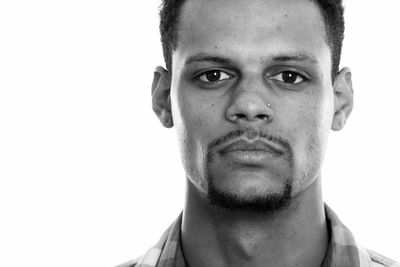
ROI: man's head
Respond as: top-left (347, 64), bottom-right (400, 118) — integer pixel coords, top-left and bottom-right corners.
top-left (152, 0), bottom-right (353, 213)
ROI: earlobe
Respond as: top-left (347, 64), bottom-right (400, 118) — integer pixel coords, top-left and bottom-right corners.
top-left (152, 66), bottom-right (173, 128)
top-left (331, 67), bottom-right (354, 131)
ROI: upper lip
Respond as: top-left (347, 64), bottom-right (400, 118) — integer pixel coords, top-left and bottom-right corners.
top-left (217, 139), bottom-right (284, 155)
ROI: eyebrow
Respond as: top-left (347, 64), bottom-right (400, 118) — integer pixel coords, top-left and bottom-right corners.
top-left (272, 52), bottom-right (319, 65)
top-left (185, 53), bottom-right (234, 65)
top-left (184, 52), bottom-right (319, 66)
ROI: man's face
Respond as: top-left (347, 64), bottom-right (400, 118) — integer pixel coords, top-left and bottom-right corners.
top-left (169, 0), bottom-right (335, 211)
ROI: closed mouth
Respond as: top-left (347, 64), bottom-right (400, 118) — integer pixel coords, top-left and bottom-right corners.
top-left (217, 139), bottom-right (284, 156)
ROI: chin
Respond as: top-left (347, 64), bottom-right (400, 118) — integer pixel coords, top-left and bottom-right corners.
top-left (206, 175), bottom-right (293, 213)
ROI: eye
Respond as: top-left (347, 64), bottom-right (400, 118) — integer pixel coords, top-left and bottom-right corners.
top-left (270, 71), bottom-right (305, 84)
top-left (197, 70), bottom-right (232, 83)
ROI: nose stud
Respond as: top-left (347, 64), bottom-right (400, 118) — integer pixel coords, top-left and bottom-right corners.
top-left (267, 103), bottom-right (271, 108)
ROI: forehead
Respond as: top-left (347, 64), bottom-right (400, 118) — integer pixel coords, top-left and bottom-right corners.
top-left (173, 0), bottom-right (330, 70)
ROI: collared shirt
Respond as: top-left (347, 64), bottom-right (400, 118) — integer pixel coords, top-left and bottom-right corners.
top-left (117, 205), bottom-right (399, 267)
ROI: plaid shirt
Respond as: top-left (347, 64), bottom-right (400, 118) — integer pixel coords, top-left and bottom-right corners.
top-left (118, 205), bottom-right (399, 267)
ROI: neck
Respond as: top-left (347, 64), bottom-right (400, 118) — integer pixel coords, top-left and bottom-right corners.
top-left (181, 178), bottom-right (328, 267)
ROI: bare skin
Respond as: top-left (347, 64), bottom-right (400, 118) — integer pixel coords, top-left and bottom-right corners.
top-left (152, 0), bottom-right (353, 266)
top-left (182, 178), bottom-right (327, 267)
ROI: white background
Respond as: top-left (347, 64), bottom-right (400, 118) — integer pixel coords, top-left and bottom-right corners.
top-left (0, 1), bottom-right (399, 266)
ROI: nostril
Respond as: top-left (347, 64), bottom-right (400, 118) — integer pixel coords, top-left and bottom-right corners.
top-left (256, 114), bottom-right (268, 120)
top-left (235, 114), bottom-right (247, 119)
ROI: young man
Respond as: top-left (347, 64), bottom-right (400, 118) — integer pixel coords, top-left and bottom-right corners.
top-left (120, 0), bottom-right (399, 266)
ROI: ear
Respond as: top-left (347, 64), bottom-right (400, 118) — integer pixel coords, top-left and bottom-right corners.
top-left (331, 67), bottom-right (354, 131)
top-left (152, 66), bottom-right (173, 128)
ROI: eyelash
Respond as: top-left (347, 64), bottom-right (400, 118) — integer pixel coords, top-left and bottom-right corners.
top-left (195, 70), bottom-right (233, 84)
top-left (268, 71), bottom-right (309, 84)
top-left (194, 69), bottom-right (309, 86)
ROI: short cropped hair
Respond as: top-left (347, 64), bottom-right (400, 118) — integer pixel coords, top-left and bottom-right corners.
top-left (159, 0), bottom-right (345, 79)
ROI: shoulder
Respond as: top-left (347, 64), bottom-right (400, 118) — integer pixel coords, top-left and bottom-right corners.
top-left (367, 249), bottom-right (400, 267)
top-left (114, 258), bottom-right (138, 267)
top-left (115, 249), bottom-right (160, 267)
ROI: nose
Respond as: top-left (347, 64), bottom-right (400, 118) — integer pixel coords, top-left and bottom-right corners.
top-left (226, 87), bottom-right (274, 124)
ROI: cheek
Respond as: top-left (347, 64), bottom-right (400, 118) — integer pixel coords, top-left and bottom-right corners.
top-left (301, 87), bottom-right (333, 143)
top-left (174, 91), bottom-right (218, 141)
top-left (171, 88), bottom-right (223, 188)
top-left (303, 96), bottom-right (333, 153)
top-left (289, 89), bottom-right (334, 190)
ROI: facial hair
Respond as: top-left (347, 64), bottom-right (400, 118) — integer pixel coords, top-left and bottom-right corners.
top-left (205, 127), bottom-right (294, 213)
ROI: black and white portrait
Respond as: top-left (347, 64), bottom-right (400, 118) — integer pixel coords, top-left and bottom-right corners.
top-left (0, 1), bottom-right (399, 266)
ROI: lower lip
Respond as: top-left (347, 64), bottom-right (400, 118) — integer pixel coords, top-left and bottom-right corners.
top-left (220, 150), bottom-right (279, 165)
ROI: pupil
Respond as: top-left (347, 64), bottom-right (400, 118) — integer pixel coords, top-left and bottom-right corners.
top-left (282, 72), bottom-right (297, 83)
top-left (206, 71), bottom-right (221, 82)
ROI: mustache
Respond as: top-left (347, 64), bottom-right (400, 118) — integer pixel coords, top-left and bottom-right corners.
top-left (208, 127), bottom-right (293, 157)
